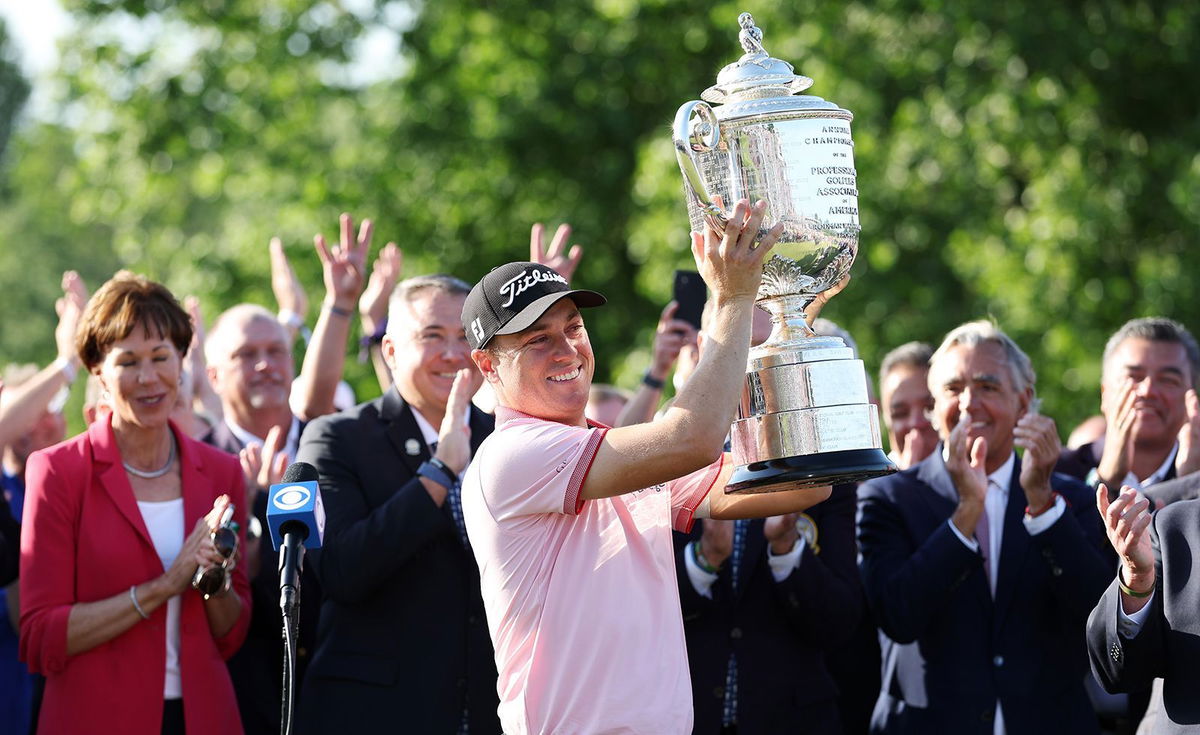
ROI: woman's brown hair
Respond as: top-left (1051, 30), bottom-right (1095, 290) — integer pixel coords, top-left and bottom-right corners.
top-left (76, 270), bottom-right (193, 371)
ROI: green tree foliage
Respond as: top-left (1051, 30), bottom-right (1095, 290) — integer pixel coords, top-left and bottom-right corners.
top-left (1, 0), bottom-right (1197, 439)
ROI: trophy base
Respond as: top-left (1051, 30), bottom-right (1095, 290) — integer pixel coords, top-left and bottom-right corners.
top-left (724, 447), bottom-right (896, 494)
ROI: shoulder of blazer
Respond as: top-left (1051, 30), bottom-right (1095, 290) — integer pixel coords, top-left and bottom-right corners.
top-left (1155, 497), bottom-right (1200, 536)
top-left (28, 430), bottom-right (95, 480)
top-left (181, 433), bottom-right (241, 478)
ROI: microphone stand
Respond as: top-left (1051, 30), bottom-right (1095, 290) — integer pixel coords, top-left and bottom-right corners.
top-left (278, 534), bottom-right (304, 735)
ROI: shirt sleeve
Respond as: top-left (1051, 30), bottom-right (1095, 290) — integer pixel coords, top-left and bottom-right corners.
top-left (767, 537), bottom-right (806, 581)
top-left (480, 420), bottom-right (607, 521)
top-left (948, 518), bottom-right (980, 552)
top-left (1117, 591), bottom-right (1156, 639)
top-left (1023, 494), bottom-right (1066, 534)
top-left (669, 454), bottom-right (726, 533)
top-left (683, 541), bottom-right (719, 599)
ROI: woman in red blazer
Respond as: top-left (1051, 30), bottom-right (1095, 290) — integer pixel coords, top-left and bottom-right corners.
top-left (19, 272), bottom-right (251, 735)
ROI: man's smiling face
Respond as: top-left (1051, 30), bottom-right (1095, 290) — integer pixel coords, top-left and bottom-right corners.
top-left (475, 298), bottom-right (594, 427)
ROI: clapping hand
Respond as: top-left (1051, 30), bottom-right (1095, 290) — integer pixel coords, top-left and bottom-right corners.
top-left (434, 369), bottom-right (482, 475)
top-left (1014, 399), bottom-right (1060, 506)
top-left (946, 407), bottom-right (988, 538)
top-left (1175, 389), bottom-right (1200, 478)
top-left (763, 513), bottom-right (800, 555)
top-left (1097, 483), bottom-right (1155, 610)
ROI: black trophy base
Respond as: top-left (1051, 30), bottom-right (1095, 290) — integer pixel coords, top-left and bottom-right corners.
top-left (725, 447), bottom-right (897, 494)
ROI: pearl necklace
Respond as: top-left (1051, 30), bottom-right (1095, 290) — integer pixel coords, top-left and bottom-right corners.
top-left (123, 435), bottom-right (176, 479)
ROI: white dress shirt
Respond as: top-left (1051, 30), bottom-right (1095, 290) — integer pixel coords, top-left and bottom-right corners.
top-left (945, 450), bottom-right (1066, 735)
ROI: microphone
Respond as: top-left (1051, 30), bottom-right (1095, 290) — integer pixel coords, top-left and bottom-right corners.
top-left (267, 462), bottom-right (325, 615)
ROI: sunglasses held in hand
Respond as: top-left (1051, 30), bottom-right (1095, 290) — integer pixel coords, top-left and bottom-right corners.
top-left (192, 504), bottom-right (239, 600)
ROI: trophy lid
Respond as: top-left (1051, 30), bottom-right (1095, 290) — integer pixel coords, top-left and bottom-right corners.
top-left (702, 13), bottom-right (848, 120)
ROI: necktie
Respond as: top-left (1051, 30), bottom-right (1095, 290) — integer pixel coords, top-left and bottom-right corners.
top-left (976, 481), bottom-right (1000, 596)
top-left (430, 441), bottom-right (471, 551)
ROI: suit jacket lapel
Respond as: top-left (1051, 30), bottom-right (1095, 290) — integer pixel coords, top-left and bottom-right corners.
top-left (993, 454), bottom-right (1031, 627)
top-left (88, 417), bottom-right (157, 553)
top-left (919, 448), bottom-right (991, 606)
top-left (916, 446), bottom-right (961, 516)
top-left (175, 424), bottom-right (214, 538)
top-left (382, 388), bottom-right (430, 477)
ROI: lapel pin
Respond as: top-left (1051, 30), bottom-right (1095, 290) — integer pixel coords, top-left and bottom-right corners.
top-left (405, 438), bottom-right (421, 456)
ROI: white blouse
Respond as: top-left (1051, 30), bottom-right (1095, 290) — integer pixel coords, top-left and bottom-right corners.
top-left (136, 497), bottom-right (184, 699)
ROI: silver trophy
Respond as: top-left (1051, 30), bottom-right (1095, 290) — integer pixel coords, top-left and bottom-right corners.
top-left (674, 13), bottom-right (895, 493)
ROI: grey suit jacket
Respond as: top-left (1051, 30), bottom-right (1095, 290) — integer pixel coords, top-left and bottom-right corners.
top-left (1087, 498), bottom-right (1200, 733)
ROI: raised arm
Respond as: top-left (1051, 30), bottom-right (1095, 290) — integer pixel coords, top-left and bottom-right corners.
top-left (358, 242), bottom-right (402, 394)
top-left (580, 200), bottom-right (778, 500)
top-left (0, 272), bottom-right (86, 448)
top-left (614, 301), bottom-right (697, 428)
top-left (295, 214), bottom-right (371, 420)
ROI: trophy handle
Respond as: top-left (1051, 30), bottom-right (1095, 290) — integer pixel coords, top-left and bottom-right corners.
top-left (673, 100), bottom-right (728, 232)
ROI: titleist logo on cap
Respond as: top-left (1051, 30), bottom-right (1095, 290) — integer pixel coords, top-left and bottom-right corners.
top-left (498, 268), bottom-right (567, 308)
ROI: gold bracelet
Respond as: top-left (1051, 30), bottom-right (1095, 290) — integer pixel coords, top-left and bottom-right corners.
top-left (1118, 569), bottom-right (1153, 599)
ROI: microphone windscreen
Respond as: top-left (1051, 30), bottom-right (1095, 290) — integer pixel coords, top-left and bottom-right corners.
top-left (280, 461), bottom-right (319, 485)
top-left (266, 463), bottom-right (325, 551)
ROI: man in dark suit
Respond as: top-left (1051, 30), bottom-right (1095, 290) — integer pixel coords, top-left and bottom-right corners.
top-left (677, 482), bottom-right (861, 735)
top-left (1056, 318), bottom-right (1200, 500)
top-left (296, 274), bottom-right (501, 734)
top-left (858, 320), bottom-right (1111, 735)
top-left (1088, 486), bottom-right (1200, 733)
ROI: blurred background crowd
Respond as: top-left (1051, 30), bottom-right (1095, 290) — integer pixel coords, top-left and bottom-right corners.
top-left (0, 1), bottom-right (1197, 734)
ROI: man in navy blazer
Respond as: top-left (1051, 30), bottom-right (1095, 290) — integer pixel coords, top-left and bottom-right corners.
top-left (296, 274), bottom-right (500, 734)
top-left (1056, 317), bottom-right (1200, 501)
top-left (676, 483), bottom-right (862, 735)
top-left (858, 320), bottom-right (1111, 735)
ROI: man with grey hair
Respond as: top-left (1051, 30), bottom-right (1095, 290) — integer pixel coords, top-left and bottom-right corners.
top-left (295, 273), bottom-right (501, 734)
top-left (858, 319), bottom-right (1110, 734)
top-left (1057, 317), bottom-right (1200, 505)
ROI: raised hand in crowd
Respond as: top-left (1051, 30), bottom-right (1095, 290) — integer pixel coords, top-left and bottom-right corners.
top-left (614, 301), bottom-right (699, 427)
top-left (1175, 388), bottom-right (1200, 477)
top-left (358, 241), bottom-right (403, 392)
top-left (294, 213), bottom-right (373, 419)
top-left (184, 295), bottom-right (224, 427)
top-left (239, 424), bottom-right (290, 507)
top-left (237, 424), bottom-right (288, 581)
top-left (529, 222), bottom-right (583, 282)
top-left (1013, 400), bottom-right (1061, 510)
top-left (1096, 484), bottom-right (1154, 613)
top-left (0, 271), bottom-right (87, 449)
top-left (270, 235), bottom-right (309, 343)
top-left (359, 241), bottom-right (403, 336)
top-left (946, 406), bottom-right (989, 539)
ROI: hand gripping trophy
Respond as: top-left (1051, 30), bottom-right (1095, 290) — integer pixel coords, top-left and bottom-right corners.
top-left (674, 12), bottom-right (896, 493)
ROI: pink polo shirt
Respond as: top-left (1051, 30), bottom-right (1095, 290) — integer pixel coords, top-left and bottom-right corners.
top-left (461, 408), bottom-right (724, 735)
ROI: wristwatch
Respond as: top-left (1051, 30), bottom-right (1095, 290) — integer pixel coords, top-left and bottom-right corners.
top-left (418, 457), bottom-right (459, 490)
